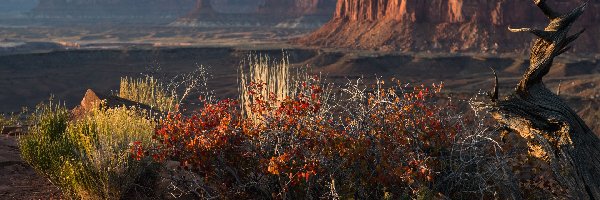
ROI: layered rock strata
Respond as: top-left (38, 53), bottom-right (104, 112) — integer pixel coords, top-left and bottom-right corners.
top-left (300, 0), bottom-right (600, 53)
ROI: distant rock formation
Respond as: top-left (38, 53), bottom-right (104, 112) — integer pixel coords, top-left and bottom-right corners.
top-left (182, 0), bottom-right (335, 16)
top-left (187, 0), bottom-right (215, 17)
top-left (300, 0), bottom-right (600, 53)
top-left (172, 0), bottom-right (337, 28)
top-left (32, 0), bottom-right (196, 18)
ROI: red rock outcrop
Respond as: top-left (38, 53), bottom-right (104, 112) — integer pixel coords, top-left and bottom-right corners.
top-left (300, 0), bottom-right (600, 53)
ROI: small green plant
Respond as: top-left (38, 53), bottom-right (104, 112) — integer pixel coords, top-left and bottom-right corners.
top-left (20, 102), bottom-right (156, 199)
top-left (119, 76), bottom-right (176, 112)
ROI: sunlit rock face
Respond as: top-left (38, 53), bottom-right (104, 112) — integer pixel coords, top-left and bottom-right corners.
top-left (300, 0), bottom-right (600, 53)
top-left (173, 0), bottom-right (337, 28)
top-left (33, 0), bottom-right (197, 17)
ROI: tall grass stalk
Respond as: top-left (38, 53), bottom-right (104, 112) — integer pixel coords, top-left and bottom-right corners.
top-left (239, 54), bottom-right (293, 123)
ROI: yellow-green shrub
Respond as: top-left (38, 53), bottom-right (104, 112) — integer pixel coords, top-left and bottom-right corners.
top-left (19, 102), bottom-right (72, 190)
top-left (20, 103), bottom-right (156, 199)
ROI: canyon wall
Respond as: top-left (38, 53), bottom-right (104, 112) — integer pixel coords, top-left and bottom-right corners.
top-left (300, 0), bottom-right (600, 53)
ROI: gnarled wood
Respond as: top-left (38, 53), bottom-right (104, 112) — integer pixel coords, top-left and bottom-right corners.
top-left (490, 1), bottom-right (600, 199)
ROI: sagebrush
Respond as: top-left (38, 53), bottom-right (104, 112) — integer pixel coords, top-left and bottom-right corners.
top-left (20, 102), bottom-right (156, 199)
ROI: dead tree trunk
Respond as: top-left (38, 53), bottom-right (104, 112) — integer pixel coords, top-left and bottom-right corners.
top-left (489, 0), bottom-right (600, 199)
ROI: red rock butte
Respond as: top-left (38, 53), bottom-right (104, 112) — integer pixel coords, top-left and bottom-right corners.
top-left (299, 0), bottom-right (600, 53)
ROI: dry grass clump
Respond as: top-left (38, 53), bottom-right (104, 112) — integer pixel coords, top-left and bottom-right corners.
top-left (19, 102), bottom-right (156, 199)
top-left (119, 76), bottom-right (176, 112)
top-left (239, 54), bottom-right (294, 123)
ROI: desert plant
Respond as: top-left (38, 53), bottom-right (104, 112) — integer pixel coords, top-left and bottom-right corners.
top-left (239, 53), bottom-right (293, 123)
top-left (19, 102), bottom-right (73, 191)
top-left (119, 64), bottom-right (213, 113)
top-left (119, 76), bottom-right (176, 112)
top-left (20, 102), bottom-right (156, 199)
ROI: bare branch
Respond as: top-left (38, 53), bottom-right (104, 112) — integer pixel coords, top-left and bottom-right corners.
top-left (508, 27), bottom-right (555, 41)
top-left (547, 1), bottom-right (588, 31)
top-left (488, 67), bottom-right (499, 102)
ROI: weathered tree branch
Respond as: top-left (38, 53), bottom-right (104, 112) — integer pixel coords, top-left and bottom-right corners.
top-left (489, 1), bottom-right (600, 199)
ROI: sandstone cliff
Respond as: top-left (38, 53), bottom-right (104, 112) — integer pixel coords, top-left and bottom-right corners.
top-left (300, 0), bottom-right (600, 53)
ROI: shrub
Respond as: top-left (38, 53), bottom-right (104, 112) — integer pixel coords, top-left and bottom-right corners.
top-left (20, 102), bottom-right (156, 199)
top-left (19, 102), bottom-right (72, 190)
